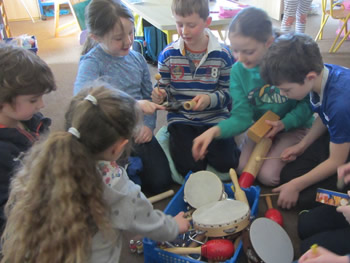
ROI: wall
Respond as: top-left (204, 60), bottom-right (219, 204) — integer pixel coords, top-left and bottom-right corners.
top-left (4, 0), bottom-right (40, 21)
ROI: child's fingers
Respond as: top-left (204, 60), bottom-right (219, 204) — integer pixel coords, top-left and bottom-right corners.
top-left (153, 103), bottom-right (166, 111)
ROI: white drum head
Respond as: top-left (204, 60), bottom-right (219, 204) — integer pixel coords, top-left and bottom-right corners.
top-left (192, 199), bottom-right (249, 226)
top-left (250, 218), bottom-right (294, 263)
top-left (184, 171), bottom-right (224, 208)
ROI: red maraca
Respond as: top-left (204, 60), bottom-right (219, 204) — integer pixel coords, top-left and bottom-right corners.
top-left (163, 239), bottom-right (235, 260)
top-left (265, 195), bottom-right (283, 226)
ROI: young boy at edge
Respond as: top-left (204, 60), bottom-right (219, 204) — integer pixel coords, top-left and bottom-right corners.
top-left (260, 33), bottom-right (350, 210)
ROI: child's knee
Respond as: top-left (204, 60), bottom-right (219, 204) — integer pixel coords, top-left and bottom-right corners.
top-left (258, 170), bottom-right (280, 186)
top-left (284, 16), bottom-right (295, 26)
top-left (297, 14), bottom-right (307, 24)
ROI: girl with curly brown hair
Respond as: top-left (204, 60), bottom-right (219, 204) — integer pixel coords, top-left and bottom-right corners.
top-left (0, 82), bottom-right (189, 263)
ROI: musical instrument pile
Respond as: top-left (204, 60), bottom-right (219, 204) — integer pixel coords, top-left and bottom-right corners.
top-left (157, 169), bottom-right (294, 263)
top-left (160, 170), bottom-right (252, 262)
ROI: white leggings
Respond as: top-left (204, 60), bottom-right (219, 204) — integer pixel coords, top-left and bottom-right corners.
top-left (281, 0), bottom-right (313, 33)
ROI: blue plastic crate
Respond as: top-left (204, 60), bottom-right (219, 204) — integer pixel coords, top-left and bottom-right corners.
top-left (4, 36), bottom-right (38, 54)
top-left (143, 173), bottom-right (260, 263)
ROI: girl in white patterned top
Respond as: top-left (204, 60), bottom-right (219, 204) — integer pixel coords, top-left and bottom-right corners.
top-left (1, 82), bottom-right (190, 263)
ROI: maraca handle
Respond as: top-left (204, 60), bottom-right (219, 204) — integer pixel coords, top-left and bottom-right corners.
top-left (230, 168), bottom-right (249, 205)
top-left (265, 195), bottom-right (273, 210)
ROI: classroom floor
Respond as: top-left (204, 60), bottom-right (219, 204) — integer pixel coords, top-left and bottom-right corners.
top-left (6, 1), bottom-right (350, 261)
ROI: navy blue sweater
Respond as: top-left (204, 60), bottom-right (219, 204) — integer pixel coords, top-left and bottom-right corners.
top-left (0, 113), bottom-right (50, 232)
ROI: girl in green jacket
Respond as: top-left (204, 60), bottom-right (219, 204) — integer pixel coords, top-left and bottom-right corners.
top-left (192, 7), bottom-right (313, 186)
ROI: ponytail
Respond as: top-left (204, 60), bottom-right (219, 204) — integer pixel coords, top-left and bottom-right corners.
top-left (2, 132), bottom-right (114, 263)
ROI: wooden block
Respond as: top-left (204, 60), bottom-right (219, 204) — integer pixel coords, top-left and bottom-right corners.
top-left (247, 110), bottom-right (280, 143)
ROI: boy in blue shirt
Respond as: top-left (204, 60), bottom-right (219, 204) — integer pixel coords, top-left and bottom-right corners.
top-left (152, 0), bottom-right (240, 176)
top-left (260, 33), bottom-right (350, 210)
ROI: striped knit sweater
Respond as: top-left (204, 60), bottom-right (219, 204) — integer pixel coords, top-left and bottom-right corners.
top-left (158, 29), bottom-right (234, 126)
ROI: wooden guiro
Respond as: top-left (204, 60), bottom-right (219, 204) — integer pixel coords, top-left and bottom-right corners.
top-left (239, 138), bottom-right (272, 188)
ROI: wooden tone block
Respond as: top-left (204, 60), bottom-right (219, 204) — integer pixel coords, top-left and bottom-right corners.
top-left (247, 110), bottom-right (280, 143)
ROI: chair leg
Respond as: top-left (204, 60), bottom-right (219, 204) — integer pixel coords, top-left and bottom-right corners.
top-left (54, 2), bottom-right (60, 37)
top-left (67, 0), bottom-right (81, 31)
top-left (315, 15), bottom-right (329, 41)
top-left (331, 20), bottom-right (350, 52)
top-left (54, 1), bottom-right (80, 37)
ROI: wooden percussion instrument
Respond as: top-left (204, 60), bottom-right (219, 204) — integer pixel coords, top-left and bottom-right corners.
top-left (247, 110), bottom-right (280, 143)
top-left (164, 239), bottom-right (235, 261)
top-left (183, 100), bottom-right (196, 110)
top-left (242, 218), bottom-right (293, 263)
top-left (192, 199), bottom-right (250, 237)
top-left (148, 189), bottom-right (175, 204)
top-left (230, 168), bottom-right (249, 205)
top-left (154, 73), bottom-right (161, 93)
top-left (184, 171), bottom-right (226, 209)
top-left (264, 195), bottom-right (283, 227)
top-left (239, 138), bottom-right (272, 188)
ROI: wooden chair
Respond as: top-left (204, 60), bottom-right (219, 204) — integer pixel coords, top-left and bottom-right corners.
top-left (0, 0), bottom-right (11, 39)
top-left (54, 0), bottom-right (81, 37)
top-left (315, 0), bottom-right (350, 52)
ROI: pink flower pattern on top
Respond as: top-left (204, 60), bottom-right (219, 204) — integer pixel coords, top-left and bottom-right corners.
top-left (97, 161), bottom-right (122, 187)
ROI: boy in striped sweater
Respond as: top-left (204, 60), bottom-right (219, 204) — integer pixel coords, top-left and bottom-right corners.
top-left (151, 0), bottom-right (240, 176)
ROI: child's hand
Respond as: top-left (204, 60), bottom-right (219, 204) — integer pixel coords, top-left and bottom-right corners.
top-left (281, 143), bottom-right (305, 162)
top-left (273, 180), bottom-right (300, 209)
top-left (135, 126), bottom-right (153, 144)
top-left (138, 100), bottom-right (165, 114)
top-left (336, 191), bottom-right (350, 224)
top-left (174, 211), bottom-right (190, 234)
top-left (151, 88), bottom-right (167, 105)
top-left (265, 120), bottom-right (285, 138)
top-left (338, 163), bottom-right (350, 185)
top-left (192, 94), bottom-right (210, 111)
top-left (299, 246), bottom-right (349, 263)
top-left (192, 127), bottom-right (220, 161)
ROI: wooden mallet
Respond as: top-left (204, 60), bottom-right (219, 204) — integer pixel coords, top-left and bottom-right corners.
top-left (148, 189), bottom-right (175, 204)
top-left (154, 73), bottom-right (161, 93)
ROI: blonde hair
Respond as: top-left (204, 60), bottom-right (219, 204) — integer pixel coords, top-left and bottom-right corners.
top-left (1, 83), bottom-right (142, 263)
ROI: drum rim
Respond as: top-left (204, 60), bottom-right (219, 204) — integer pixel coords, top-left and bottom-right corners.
top-left (192, 199), bottom-right (251, 237)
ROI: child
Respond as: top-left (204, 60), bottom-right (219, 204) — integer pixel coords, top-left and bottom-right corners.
top-left (298, 246), bottom-right (350, 263)
top-left (281, 0), bottom-right (313, 34)
top-left (294, 162), bottom-right (350, 258)
top-left (338, 161), bottom-right (350, 186)
top-left (260, 33), bottom-right (350, 210)
top-left (74, 0), bottom-right (171, 194)
top-left (151, 0), bottom-right (240, 177)
top-left (192, 7), bottom-right (313, 186)
top-left (0, 84), bottom-right (190, 263)
top-left (0, 44), bottom-right (56, 232)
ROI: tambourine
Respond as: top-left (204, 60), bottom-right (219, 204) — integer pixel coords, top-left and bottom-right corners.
top-left (242, 217), bottom-right (294, 263)
top-left (184, 170), bottom-right (226, 209)
top-left (192, 199), bottom-right (250, 237)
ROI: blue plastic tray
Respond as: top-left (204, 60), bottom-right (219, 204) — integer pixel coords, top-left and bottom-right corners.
top-left (143, 173), bottom-right (260, 263)
top-left (4, 36), bottom-right (38, 54)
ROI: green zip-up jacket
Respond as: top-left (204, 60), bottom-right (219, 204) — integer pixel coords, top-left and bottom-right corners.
top-left (218, 62), bottom-right (314, 138)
